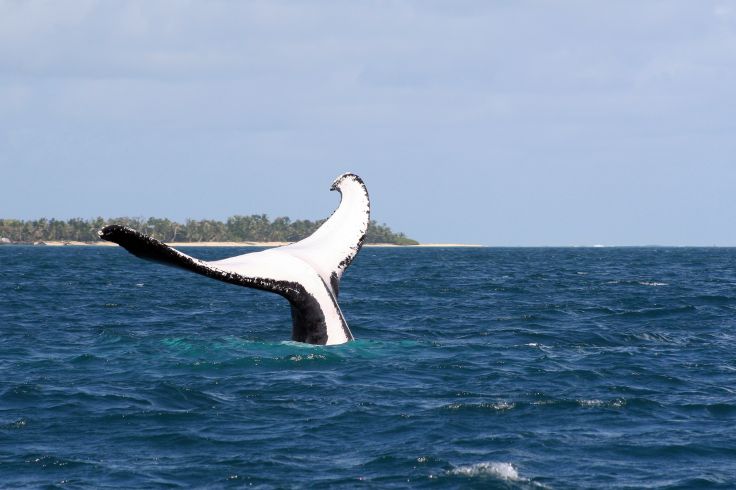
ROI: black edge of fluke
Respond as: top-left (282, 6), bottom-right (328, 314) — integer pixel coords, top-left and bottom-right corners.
top-left (98, 225), bottom-right (185, 268)
top-left (330, 172), bottom-right (365, 192)
top-left (98, 224), bottom-right (300, 298)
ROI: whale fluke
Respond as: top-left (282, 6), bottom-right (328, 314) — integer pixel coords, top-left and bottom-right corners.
top-left (99, 173), bottom-right (370, 345)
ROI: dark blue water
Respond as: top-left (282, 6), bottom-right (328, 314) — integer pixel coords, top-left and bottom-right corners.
top-left (2, 246), bottom-right (736, 488)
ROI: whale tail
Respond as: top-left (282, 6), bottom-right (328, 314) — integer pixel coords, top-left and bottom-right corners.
top-left (99, 173), bottom-right (370, 345)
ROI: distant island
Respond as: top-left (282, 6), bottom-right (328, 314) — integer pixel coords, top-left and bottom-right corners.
top-left (0, 216), bottom-right (419, 245)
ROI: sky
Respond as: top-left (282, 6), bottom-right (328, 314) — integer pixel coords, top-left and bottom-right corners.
top-left (1, 1), bottom-right (735, 246)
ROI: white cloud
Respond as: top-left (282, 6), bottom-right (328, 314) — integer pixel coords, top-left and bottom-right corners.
top-left (1, 1), bottom-right (735, 244)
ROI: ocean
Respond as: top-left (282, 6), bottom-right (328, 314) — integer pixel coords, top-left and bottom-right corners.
top-left (1, 246), bottom-right (735, 488)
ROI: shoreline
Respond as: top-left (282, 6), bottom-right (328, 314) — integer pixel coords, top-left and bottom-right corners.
top-left (3, 240), bottom-right (485, 248)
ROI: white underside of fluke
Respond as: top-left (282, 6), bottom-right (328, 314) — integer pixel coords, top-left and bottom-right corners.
top-left (100, 173), bottom-right (370, 346)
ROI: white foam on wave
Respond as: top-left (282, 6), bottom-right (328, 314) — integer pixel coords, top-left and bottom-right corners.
top-left (524, 342), bottom-right (549, 349)
top-left (639, 281), bottom-right (668, 286)
top-left (492, 401), bottom-right (515, 410)
top-left (288, 353), bottom-right (327, 362)
top-left (447, 462), bottom-right (549, 487)
top-left (578, 398), bottom-right (625, 408)
top-left (449, 461), bottom-right (522, 480)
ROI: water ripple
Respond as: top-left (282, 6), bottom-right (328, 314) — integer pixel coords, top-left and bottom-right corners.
top-left (2, 246), bottom-right (736, 487)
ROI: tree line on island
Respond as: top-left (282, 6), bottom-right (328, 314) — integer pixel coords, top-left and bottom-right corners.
top-left (0, 216), bottom-right (419, 245)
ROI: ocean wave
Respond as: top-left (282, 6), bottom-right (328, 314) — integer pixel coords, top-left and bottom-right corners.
top-left (443, 401), bottom-right (516, 411)
top-left (442, 397), bottom-right (632, 412)
top-left (605, 279), bottom-right (668, 286)
top-left (1, 418), bottom-right (27, 429)
top-left (448, 461), bottom-right (526, 481)
top-left (4, 246), bottom-right (736, 488)
top-left (577, 398), bottom-right (626, 408)
top-left (627, 331), bottom-right (687, 344)
top-left (530, 397), bottom-right (632, 410)
top-left (681, 402), bottom-right (736, 416)
top-left (615, 305), bottom-right (697, 319)
top-left (22, 454), bottom-right (93, 470)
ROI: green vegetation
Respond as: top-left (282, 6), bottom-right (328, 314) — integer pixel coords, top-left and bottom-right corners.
top-left (0, 216), bottom-right (419, 245)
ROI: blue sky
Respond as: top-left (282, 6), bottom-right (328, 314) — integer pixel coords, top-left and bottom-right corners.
top-left (1, 1), bottom-right (735, 245)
